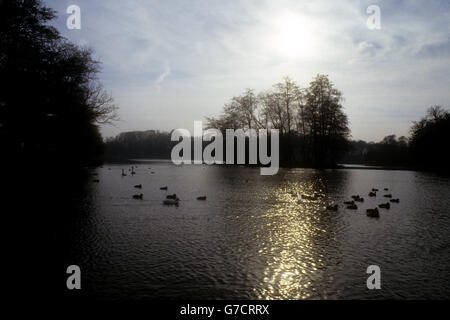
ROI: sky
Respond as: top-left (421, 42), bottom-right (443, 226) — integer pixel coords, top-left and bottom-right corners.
top-left (46, 0), bottom-right (450, 142)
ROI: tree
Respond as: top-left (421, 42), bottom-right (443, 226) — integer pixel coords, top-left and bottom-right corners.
top-left (409, 106), bottom-right (450, 171)
top-left (205, 75), bottom-right (350, 167)
top-left (303, 74), bottom-right (350, 166)
top-left (0, 0), bottom-right (117, 166)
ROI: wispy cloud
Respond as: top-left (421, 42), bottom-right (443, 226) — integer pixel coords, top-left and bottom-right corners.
top-left (155, 64), bottom-right (171, 91)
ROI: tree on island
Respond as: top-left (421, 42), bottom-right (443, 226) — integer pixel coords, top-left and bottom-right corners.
top-left (206, 75), bottom-right (350, 167)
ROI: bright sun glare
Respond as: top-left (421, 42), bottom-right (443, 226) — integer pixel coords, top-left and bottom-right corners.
top-left (270, 13), bottom-right (319, 59)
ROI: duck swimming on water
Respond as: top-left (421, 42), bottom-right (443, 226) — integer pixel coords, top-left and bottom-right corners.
top-left (379, 202), bottom-right (390, 209)
top-left (163, 198), bottom-right (179, 206)
top-left (326, 204), bottom-right (338, 211)
top-left (366, 208), bottom-right (379, 217)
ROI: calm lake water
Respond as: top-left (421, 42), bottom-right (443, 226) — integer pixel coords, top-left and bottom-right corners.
top-left (62, 161), bottom-right (450, 299)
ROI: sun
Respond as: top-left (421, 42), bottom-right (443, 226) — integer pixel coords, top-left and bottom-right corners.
top-left (269, 13), bottom-right (319, 60)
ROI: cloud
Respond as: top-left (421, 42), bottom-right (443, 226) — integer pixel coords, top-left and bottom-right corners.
top-left (155, 64), bottom-right (171, 91)
top-left (46, 0), bottom-right (450, 142)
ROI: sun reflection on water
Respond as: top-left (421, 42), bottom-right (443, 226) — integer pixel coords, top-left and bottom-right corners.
top-left (255, 179), bottom-right (336, 299)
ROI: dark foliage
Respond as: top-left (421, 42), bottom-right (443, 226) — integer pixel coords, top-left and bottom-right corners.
top-left (409, 106), bottom-right (450, 171)
top-left (0, 0), bottom-right (117, 167)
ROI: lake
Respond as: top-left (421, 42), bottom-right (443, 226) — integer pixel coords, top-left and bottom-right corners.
top-left (61, 161), bottom-right (450, 299)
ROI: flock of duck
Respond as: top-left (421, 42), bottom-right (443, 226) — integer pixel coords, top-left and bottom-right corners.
top-left (118, 165), bottom-right (207, 206)
top-left (324, 187), bottom-right (400, 218)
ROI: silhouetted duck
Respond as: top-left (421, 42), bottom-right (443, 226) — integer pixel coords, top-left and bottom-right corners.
top-left (121, 169), bottom-right (127, 176)
top-left (132, 193), bottom-right (143, 200)
top-left (92, 179), bottom-right (100, 183)
top-left (384, 188), bottom-right (389, 191)
top-left (372, 188), bottom-right (379, 192)
top-left (366, 208), bottom-right (379, 217)
top-left (344, 200), bottom-right (355, 205)
top-left (347, 204), bottom-right (358, 210)
top-left (166, 194), bottom-right (177, 199)
top-left (390, 198), bottom-right (400, 203)
top-left (134, 184), bottom-right (142, 189)
top-left (355, 197), bottom-right (364, 202)
top-left (368, 191), bottom-right (376, 197)
top-left (160, 186), bottom-right (168, 190)
top-left (163, 198), bottom-right (179, 205)
top-left (379, 202), bottom-right (390, 209)
top-left (326, 204), bottom-right (338, 211)
top-left (383, 194), bottom-right (392, 198)
top-left (197, 196), bottom-right (207, 200)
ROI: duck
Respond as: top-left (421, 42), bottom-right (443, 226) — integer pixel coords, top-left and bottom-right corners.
top-left (384, 188), bottom-right (389, 191)
top-left (390, 198), bottom-right (400, 203)
top-left (132, 193), bottom-right (143, 200)
top-left (92, 179), bottom-right (100, 183)
top-left (163, 198), bottom-right (179, 206)
top-left (372, 188), bottom-right (379, 192)
top-left (134, 184), bottom-right (142, 189)
top-left (347, 204), bottom-right (358, 210)
top-left (383, 194), bottom-right (392, 198)
top-left (197, 196), bottom-right (207, 200)
top-left (160, 186), bottom-right (168, 190)
top-left (343, 200), bottom-right (355, 205)
top-left (368, 191), bottom-right (376, 197)
top-left (351, 195), bottom-right (360, 200)
top-left (355, 197), bottom-right (364, 202)
top-left (121, 169), bottom-right (127, 176)
top-left (366, 208), bottom-right (380, 217)
top-left (326, 204), bottom-right (338, 211)
top-left (166, 194), bottom-right (177, 199)
top-left (378, 202), bottom-right (390, 209)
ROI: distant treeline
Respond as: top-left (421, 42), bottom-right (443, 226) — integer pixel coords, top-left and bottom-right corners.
top-left (104, 106), bottom-right (450, 172)
top-left (104, 130), bottom-right (174, 160)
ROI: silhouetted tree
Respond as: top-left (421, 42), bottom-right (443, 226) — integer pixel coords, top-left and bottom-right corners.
top-left (205, 75), bottom-right (350, 167)
top-left (409, 106), bottom-right (450, 171)
top-left (0, 0), bottom-right (117, 167)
